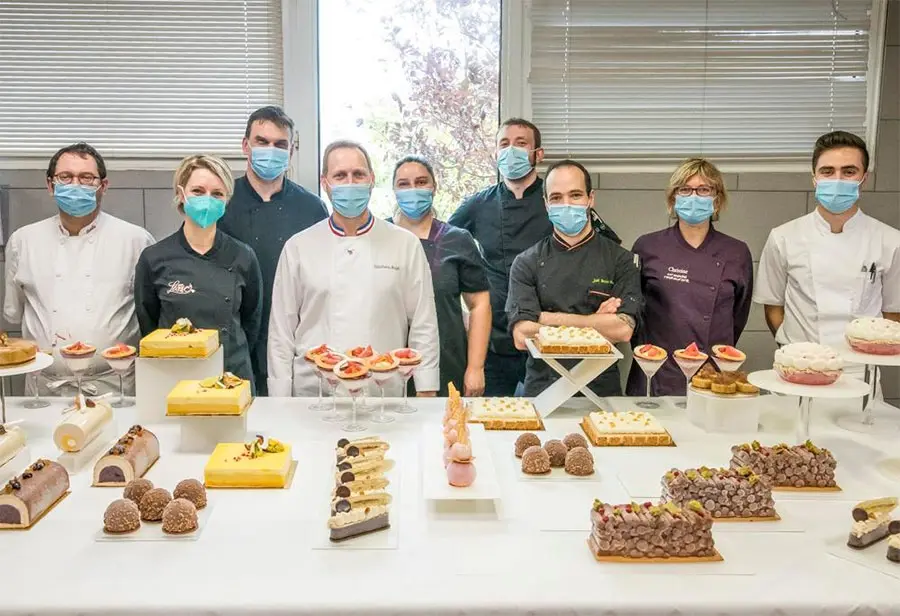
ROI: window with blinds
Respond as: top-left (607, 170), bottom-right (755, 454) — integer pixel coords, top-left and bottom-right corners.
top-left (0, 0), bottom-right (283, 159)
top-left (529, 0), bottom-right (881, 166)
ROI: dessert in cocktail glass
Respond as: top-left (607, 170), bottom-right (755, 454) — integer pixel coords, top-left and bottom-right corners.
top-left (60, 341), bottom-right (96, 399)
top-left (367, 353), bottom-right (399, 424)
top-left (711, 344), bottom-right (746, 373)
top-left (305, 344), bottom-right (335, 411)
top-left (346, 345), bottom-right (377, 413)
top-left (673, 342), bottom-right (708, 408)
top-left (101, 343), bottom-right (137, 408)
top-left (314, 351), bottom-right (347, 422)
top-left (24, 347), bottom-right (52, 409)
top-left (391, 348), bottom-right (422, 414)
top-left (632, 343), bottom-right (668, 409)
top-left (334, 359), bottom-right (370, 433)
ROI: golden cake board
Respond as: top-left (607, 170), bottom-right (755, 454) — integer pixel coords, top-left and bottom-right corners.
top-left (92, 456), bottom-right (160, 487)
top-left (773, 485), bottom-right (842, 492)
top-left (0, 491), bottom-right (69, 531)
top-left (535, 341), bottom-right (613, 355)
top-left (470, 416), bottom-right (545, 431)
top-left (587, 539), bottom-right (723, 563)
top-left (580, 417), bottom-right (675, 447)
top-left (205, 459), bottom-right (297, 490)
top-left (688, 385), bottom-right (759, 399)
top-left (713, 512), bottom-right (781, 523)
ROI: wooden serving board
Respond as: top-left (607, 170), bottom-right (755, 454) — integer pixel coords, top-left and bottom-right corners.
top-left (713, 512), bottom-right (781, 523)
top-left (0, 491), bottom-right (69, 531)
top-left (773, 485), bottom-right (842, 492)
top-left (587, 539), bottom-right (723, 563)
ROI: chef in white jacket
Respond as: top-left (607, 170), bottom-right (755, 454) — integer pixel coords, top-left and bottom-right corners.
top-left (755, 131), bottom-right (900, 356)
top-left (4, 143), bottom-right (155, 395)
top-left (267, 140), bottom-right (440, 397)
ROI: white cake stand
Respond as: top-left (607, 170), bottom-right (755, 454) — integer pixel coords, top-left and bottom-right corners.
top-left (747, 369), bottom-right (869, 442)
top-left (835, 342), bottom-right (900, 434)
top-left (0, 353), bottom-right (54, 423)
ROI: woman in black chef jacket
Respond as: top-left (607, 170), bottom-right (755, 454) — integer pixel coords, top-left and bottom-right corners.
top-left (134, 154), bottom-right (263, 390)
top-left (390, 155), bottom-right (491, 397)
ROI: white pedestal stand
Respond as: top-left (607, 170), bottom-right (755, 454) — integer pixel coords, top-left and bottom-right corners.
top-left (525, 339), bottom-right (622, 418)
top-left (174, 412), bottom-right (250, 453)
top-left (747, 370), bottom-right (869, 442)
top-left (835, 343), bottom-right (900, 434)
top-left (0, 353), bottom-right (54, 424)
top-left (57, 421), bottom-right (118, 475)
top-left (134, 347), bottom-right (224, 424)
top-left (0, 446), bottom-right (31, 484)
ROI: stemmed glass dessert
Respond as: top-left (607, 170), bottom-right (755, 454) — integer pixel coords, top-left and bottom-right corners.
top-left (711, 344), bottom-right (746, 373)
top-left (304, 344), bottom-right (334, 411)
top-left (60, 341), bottom-right (96, 400)
top-left (367, 353), bottom-right (399, 424)
top-left (101, 343), bottom-right (137, 408)
top-left (346, 346), bottom-right (377, 413)
top-left (334, 359), bottom-right (370, 432)
top-left (632, 344), bottom-right (667, 409)
top-left (391, 348), bottom-right (422, 414)
top-left (673, 342), bottom-right (708, 408)
top-left (23, 348), bottom-right (51, 409)
top-left (315, 351), bottom-right (347, 423)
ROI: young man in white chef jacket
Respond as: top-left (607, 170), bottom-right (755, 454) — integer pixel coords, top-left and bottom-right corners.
top-left (755, 131), bottom-right (900, 357)
top-left (267, 140), bottom-right (440, 397)
top-left (4, 143), bottom-right (155, 395)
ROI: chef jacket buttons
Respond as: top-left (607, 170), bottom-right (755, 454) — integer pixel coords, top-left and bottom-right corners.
top-left (224, 297), bottom-right (231, 303)
top-left (221, 327), bottom-right (229, 334)
top-left (539, 261), bottom-right (545, 267)
top-left (716, 261), bottom-right (721, 267)
top-left (709, 285), bottom-right (715, 291)
top-left (703, 315), bottom-right (710, 321)
top-left (227, 267), bottom-right (233, 272)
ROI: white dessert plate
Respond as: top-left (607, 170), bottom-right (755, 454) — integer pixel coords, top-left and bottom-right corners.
top-left (95, 503), bottom-right (212, 542)
top-left (747, 370), bottom-right (869, 399)
top-left (825, 535), bottom-right (900, 580)
top-left (836, 340), bottom-right (900, 367)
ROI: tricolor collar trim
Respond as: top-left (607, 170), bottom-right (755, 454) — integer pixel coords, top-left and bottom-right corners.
top-left (329, 212), bottom-right (375, 237)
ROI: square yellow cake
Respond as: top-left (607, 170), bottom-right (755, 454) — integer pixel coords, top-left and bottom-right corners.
top-left (166, 377), bottom-right (252, 416)
top-left (140, 328), bottom-right (219, 358)
top-left (204, 442), bottom-right (293, 488)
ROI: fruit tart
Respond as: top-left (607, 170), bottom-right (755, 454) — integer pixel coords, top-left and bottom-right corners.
top-left (391, 348), bottom-right (422, 366)
top-left (674, 342), bottom-right (708, 363)
top-left (305, 344), bottom-right (334, 363)
top-left (314, 351), bottom-right (346, 372)
top-left (368, 353), bottom-right (399, 372)
top-left (334, 359), bottom-right (369, 380)
top-left (633, 343), bottom-right (667, 362)
top-left (60, 341), bottom-right (96, 359)
top-left (347, 345), bottom-right (376, 360)
top-left (102, 342), bottom-right (137, 360)
top-left (711, 344), bottom-right (746, 371)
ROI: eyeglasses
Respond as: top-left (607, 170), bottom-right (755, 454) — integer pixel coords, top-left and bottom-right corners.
top-left (53, 172), bottom-right (101, 186)
top-left (675, 185), bottom-right (716, 197)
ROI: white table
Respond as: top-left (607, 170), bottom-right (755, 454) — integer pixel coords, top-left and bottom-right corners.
top-left (2, 394), bottom-right (900, 616)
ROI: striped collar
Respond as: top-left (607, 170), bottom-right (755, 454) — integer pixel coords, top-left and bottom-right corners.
top-left (329, 212), bottom-right (375, 237)
top-left (552, 227), bottom-right (595, 251)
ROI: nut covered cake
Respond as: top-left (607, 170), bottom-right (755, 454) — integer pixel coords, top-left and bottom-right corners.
top-left (535, 326), bottom-right (612, 355)
top-left (730, 440), bottom-right (837, 490)
top-left (581, 410), bottom-right (673, 446)
top-left (662, 467), bottom-right (776, 520)
top-left (467, 397), bottom-right (542, 430)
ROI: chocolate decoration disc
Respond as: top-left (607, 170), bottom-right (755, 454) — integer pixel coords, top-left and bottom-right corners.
top-left (852, 507), bottom-right (869, 522)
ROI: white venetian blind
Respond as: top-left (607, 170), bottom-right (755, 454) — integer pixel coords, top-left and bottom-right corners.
top-left (0, 0), bottom-right (283, 158)
top-left (530, 0), bottom-right (876, 165)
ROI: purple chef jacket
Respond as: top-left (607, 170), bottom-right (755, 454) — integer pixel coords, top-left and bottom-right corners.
top-left (625, 223), bottom-right (753, 396)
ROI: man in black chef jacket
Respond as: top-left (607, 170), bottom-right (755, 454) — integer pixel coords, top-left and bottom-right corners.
top-left (506, 159), bottom-right (642, 397)
top-left (219, 106), bottom-right (328, 395)
top-left (449, 118), bottom-right (553, 396)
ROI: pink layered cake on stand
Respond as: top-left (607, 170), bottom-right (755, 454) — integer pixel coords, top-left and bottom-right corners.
top-left (442, 383), bottom-right (475, 487)
top-left (773, 342), bottom-right (843, 385)
top-left (846, 318), bottom-right (900, 356)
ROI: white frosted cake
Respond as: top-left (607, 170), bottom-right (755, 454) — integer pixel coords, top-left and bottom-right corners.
top-left (774, 342), bottom-right (843, 386)
top-left (582, 410), bottom-right (673, 446)
top-left (467, 397), bottom-right (542, 430)
top-left (535, 326), bottom-right (612, 355)
top-left (846, 318), bottom-right (900, 356)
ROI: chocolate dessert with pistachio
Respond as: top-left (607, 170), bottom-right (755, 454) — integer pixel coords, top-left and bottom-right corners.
top-left (730, 440), bottom-right (836, 489)
top-left (662, 466), bottom-right (776, 519)
top-left (92, 425), bottom-right (160, 487)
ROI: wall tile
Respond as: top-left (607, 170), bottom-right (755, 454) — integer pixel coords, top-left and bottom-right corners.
top-left (736, 173), bottom-right (813, 192)
top-left (596, 172), bottom-right (737, 191)
top-left (143, 189), bottom-right (183, 241)
top-left (735, 330), bottom-right (778, 374)
top-left (594, 190), bottom-right (670, 249)
top-left (881, 45), bottom-right (900, 120)
top-left (888, 0), bottom-right (900, 46)
top-left (715, 191), bottom-right (808, 260)
top-left (0, 170), bottom-right (48, 189)
top-left (806, 191), bottom-right (900, 229)
top-left (875, 119), bottom-right (900, 192)
top-left (112, 171), bottom-right (174, 189)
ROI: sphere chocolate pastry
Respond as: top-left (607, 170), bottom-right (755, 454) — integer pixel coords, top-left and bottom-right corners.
top-left (162, 498), bottom-right (199, 535)
top-left (103, 498), bottom-right (141, 534)
top-left (139, 487), bottom-right (172, 522)
top-left (564, 447), bottom-right (594, 476)
top-left (514, 433), bottom-right (541, 458)
top-left (173, 478), bottom-right (207, 510)
top-left (521, 445), bottom-right (551, 475)
top-left (543, 439), bottom-right (568, 467)
top-left (562, 433), bottom-right (588, 451)
top-left (122, 478), bottom-right (154, 505)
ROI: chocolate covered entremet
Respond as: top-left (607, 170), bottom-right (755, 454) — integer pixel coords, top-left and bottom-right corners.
top-left (730, 440), bottom-right (837, 488)
top-left (543, 440), bottom-right (568, 467)
top-left (139, 488), bottom-right (171, 522)
top-left (521, 445), bottom-right (551, 475)
top-left (103, 498), bottom-right (141, 534)
top-left (662, 466), bottom-right (776, 519)
top-left (173, 478), bottom-right (207, 510)
top-left (563, 433), bottom-right (588, 451)
top-left (514, 433), bottom-right (541, 458)
top-left (564, 447), bottom-right (594, 476)
top-left (162, 498), bottom-right (198, 534)
top-left (122, 478), bottom-right (154, 505)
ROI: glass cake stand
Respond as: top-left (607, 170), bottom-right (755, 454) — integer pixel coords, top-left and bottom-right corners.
top-left (0, 353), bottom-right (54, 423)
top-left (834, 342), bottom-right (900, 435)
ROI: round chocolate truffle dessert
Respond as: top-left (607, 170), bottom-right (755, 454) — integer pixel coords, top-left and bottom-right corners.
top-left (122, 478), bottom-right (154, 505)
top-left (162, 498), bottom-right (198, 535)
top-left (173, 478), bottom-right (207, 509)
top-left (543, 439), bottom-right (568, 467)
top-left (562, 432), bottom-right (589, 450)
top-left (514, 433), bottom-right (541, 458)
top-left (521, 445), bottom-right (551, 475)
top-left (564, 446), bottom-right (594, 476)
top-left (103, 498), bottom-right (141, 534)
top-left (139, 487), bottom-right (172, 522)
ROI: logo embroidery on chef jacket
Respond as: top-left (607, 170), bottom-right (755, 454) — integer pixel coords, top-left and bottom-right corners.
top-left (663, 266), bottom-right (690, 284)
top-left (592, 277), bottom-right (613, 285)
top-left (374, 264), bottom-right (400, 271)
top-left (166, 280), bottom-right (196, 295)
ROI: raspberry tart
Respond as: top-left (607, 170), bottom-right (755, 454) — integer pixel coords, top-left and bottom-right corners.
top-left (346, 345), bottom-right (376, 360)
top-left (305, 344), bottom-right (335, 363)
top-left (711, 345), bottom-right (746, 372)
top-left (846, 318), bottom-right (900, 356)
top-left (774, 342), bottom-right (843, 386)
top-left (334, 359), bottom-right (369, 381)
top-left (390, 348), bottom-right (422, 366)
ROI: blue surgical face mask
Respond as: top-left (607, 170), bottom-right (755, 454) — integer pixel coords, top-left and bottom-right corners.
top-left (815, 179), bottom-right (859, 214)
top-left (547, 204), bottom-right (589, 236)
top-left (497, 146), bottom-right (533, 180)
top-left (54, 183), bottom-right (98, 218)
top-left (395, 188), bottom-right (433, 220)
top-left (329, 183), bottom-right (371, 218)
top-left (674, 195), bottom-right (715, 225)
top-left (184, 194), bottom-right (226, 229)
top-left (250, 146), bottom-right (290, 181)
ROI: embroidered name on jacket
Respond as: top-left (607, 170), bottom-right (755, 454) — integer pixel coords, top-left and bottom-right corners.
top-left (663, 267), bottom-right (690, 284)
top-left (374, 264), bottom-right (400, 271)
top-left (167, 280), bottom-right (196, 295)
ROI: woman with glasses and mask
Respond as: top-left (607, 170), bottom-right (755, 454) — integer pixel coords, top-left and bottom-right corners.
top-left (625, 158), bottom-right (753, 397)
top-left (134, 155), bottom-right (263, 390)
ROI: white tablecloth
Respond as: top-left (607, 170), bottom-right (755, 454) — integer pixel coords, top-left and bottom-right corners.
top-left (2, 393), bottom-right (900, 615)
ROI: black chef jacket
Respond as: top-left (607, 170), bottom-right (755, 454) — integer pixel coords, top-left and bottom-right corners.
top-left (134, 227), bottom-right (264, 390)
top-left (506, 229), bottom-right (643, 397)
top-left (449, 178), bottom-right (553, 357)
top-left (219, 175), bottom-right (328, 395)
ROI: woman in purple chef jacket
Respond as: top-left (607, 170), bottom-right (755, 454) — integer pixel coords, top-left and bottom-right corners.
top-left (625, 158), bottom-right (753, 396)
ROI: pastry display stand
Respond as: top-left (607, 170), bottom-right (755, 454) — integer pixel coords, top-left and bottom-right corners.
top-left (525, 339), bottom-right (622, 417)
top-left (835, 343), bottom-right (900, 435)
top-left (57, 421), bottom-right (118, 475)
top-left (134, 346), bottom-right (224, 424)
top-left (747, 370), bottom-right (869, 442)
top-left (685, 387), bottom-right (760, 434)
top-left (423, 423), bottom-right (502, 516)
top-left (0, 353), bottom-right (54, 424)
top-left (172, 406), bottom-right (250, 454)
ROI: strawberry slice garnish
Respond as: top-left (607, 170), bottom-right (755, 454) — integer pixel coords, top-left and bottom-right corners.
top-left (395, 348), bottom-right (414, 359)
top-left (685, 342), bottom-right (700, 354)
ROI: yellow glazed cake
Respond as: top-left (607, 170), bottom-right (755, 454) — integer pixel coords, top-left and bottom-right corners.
top-left (166, 373), bottom-right (252, 416)
top-left (140, 318), bottom-right (219, 359)
top-left (204, 436), bottom-right (292, 488)
top-left (581, 410), bottom-right (673, 446)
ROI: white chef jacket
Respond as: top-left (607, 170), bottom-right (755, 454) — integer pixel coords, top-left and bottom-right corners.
top-left (267, 214), bottom-right (440, 397)
top-left (3, 212), bottom-right (155, 394)
top-left (754, 209), bottom-right (900, 348)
